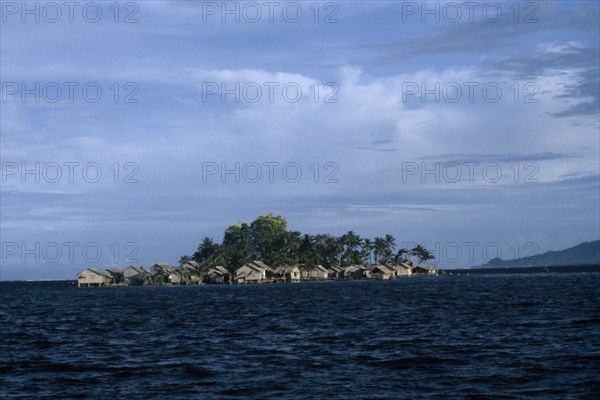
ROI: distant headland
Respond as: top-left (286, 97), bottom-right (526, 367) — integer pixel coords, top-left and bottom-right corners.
top-left (471, 240), bottom-right (600, 269)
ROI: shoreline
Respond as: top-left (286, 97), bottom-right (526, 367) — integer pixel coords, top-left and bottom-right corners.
top-left (2, 265), bottom-right (600, 284)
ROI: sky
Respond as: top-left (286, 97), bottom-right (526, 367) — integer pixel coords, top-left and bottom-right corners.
top-left (1, 0), bottom-right (599, 279)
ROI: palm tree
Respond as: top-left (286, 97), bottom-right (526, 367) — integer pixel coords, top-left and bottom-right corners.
top-left (179, 254), bottom-right (192, 264)
top-left (279, 230), bottom-right (302, 265)
top-left (394, 248), bottom-right (409, 264)
top-left (206, 244), bottom-right (225, 267)
top-left (340, 231), bottom-right (361, 265)
top-left (313, 234), bottom-right (338, 267)
top-left (324, 234), bottom-right (342, 267)
top-left (345, 231), bottom-right (362, 250)
top-left (193, 237), bottom-right (218, 264)
top-left (373, 237), bottom-right (386, 264)
top-left (178, 259), bottom-right (192, 284)
top-left (384, 234), bottom-right (396, 252)
top-left (361, 238), bottom-right (373, 264)
top-left (222, 223), bottom-right (253, 272)
top-left (298, 234), bottom-right (316, 265)
top-left (380, 234), bottom-right (396, 263)
top-left (411, 244), bottom-right (434, 264)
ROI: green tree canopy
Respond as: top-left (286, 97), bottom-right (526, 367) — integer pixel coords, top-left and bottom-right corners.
top-left (183, 214), bottom-right (432, 271)
top-left (250, 214), bottom-right (288, 265)
top-left (222, 222), bottom-right (253, 271)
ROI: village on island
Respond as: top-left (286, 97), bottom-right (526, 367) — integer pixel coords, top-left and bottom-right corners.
top-left (76, 214), bottom-right (438, 287)
top-left (76, 260), bottom-right (437, 287)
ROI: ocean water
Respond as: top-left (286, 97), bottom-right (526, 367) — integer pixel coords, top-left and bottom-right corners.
top-left (1, 273), bottom-right (599, 399)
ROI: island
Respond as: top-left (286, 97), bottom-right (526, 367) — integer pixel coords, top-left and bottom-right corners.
top-left (76, 214), bottom-right (437, 287)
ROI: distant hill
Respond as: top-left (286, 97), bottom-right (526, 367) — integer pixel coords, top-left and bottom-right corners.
top-left (473, 240), bottom-right (600, 269)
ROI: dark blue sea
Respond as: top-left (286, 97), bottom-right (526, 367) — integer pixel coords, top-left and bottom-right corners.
top-left (1, 273), bottom-right (599, 399)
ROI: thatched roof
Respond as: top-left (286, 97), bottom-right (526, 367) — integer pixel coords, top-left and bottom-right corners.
top-left (387, 263), bottom-right (412, 272)
top-left (208, 266), bottom-right (229, 275)
top-left (344, 265), bottom-right (362, 273)
top-left (77, 268), bottom-right (113, 279)
top-left (180, 260), bottom-right (200, 269)
top-left (250, 261), bottom-right (274, 272)
top-left (125, 265), bottom-right (145, 274)
top-left (413, 265), bottom-right (436, 273)
top-left (275, 265), bottom-right (299, 274)
top-left (106, 268), bottom-right (124, 274)
top-left (372, 264), bottom-right (395, 274)
top-left (149, 263), bottom-right (176, 276)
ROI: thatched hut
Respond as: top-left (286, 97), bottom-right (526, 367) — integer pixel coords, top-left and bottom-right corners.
top-left (274, 265), bottom-right (301, 282)
top-left (77, 268), bottom-right (114, 287)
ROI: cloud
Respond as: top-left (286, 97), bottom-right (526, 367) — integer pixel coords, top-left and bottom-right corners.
top-left (419, 152), bottom-right (579, 163)
top-left (485, 42), bottom-right (599, 118)
top-left (1, 1), bottom-right (598, 278)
